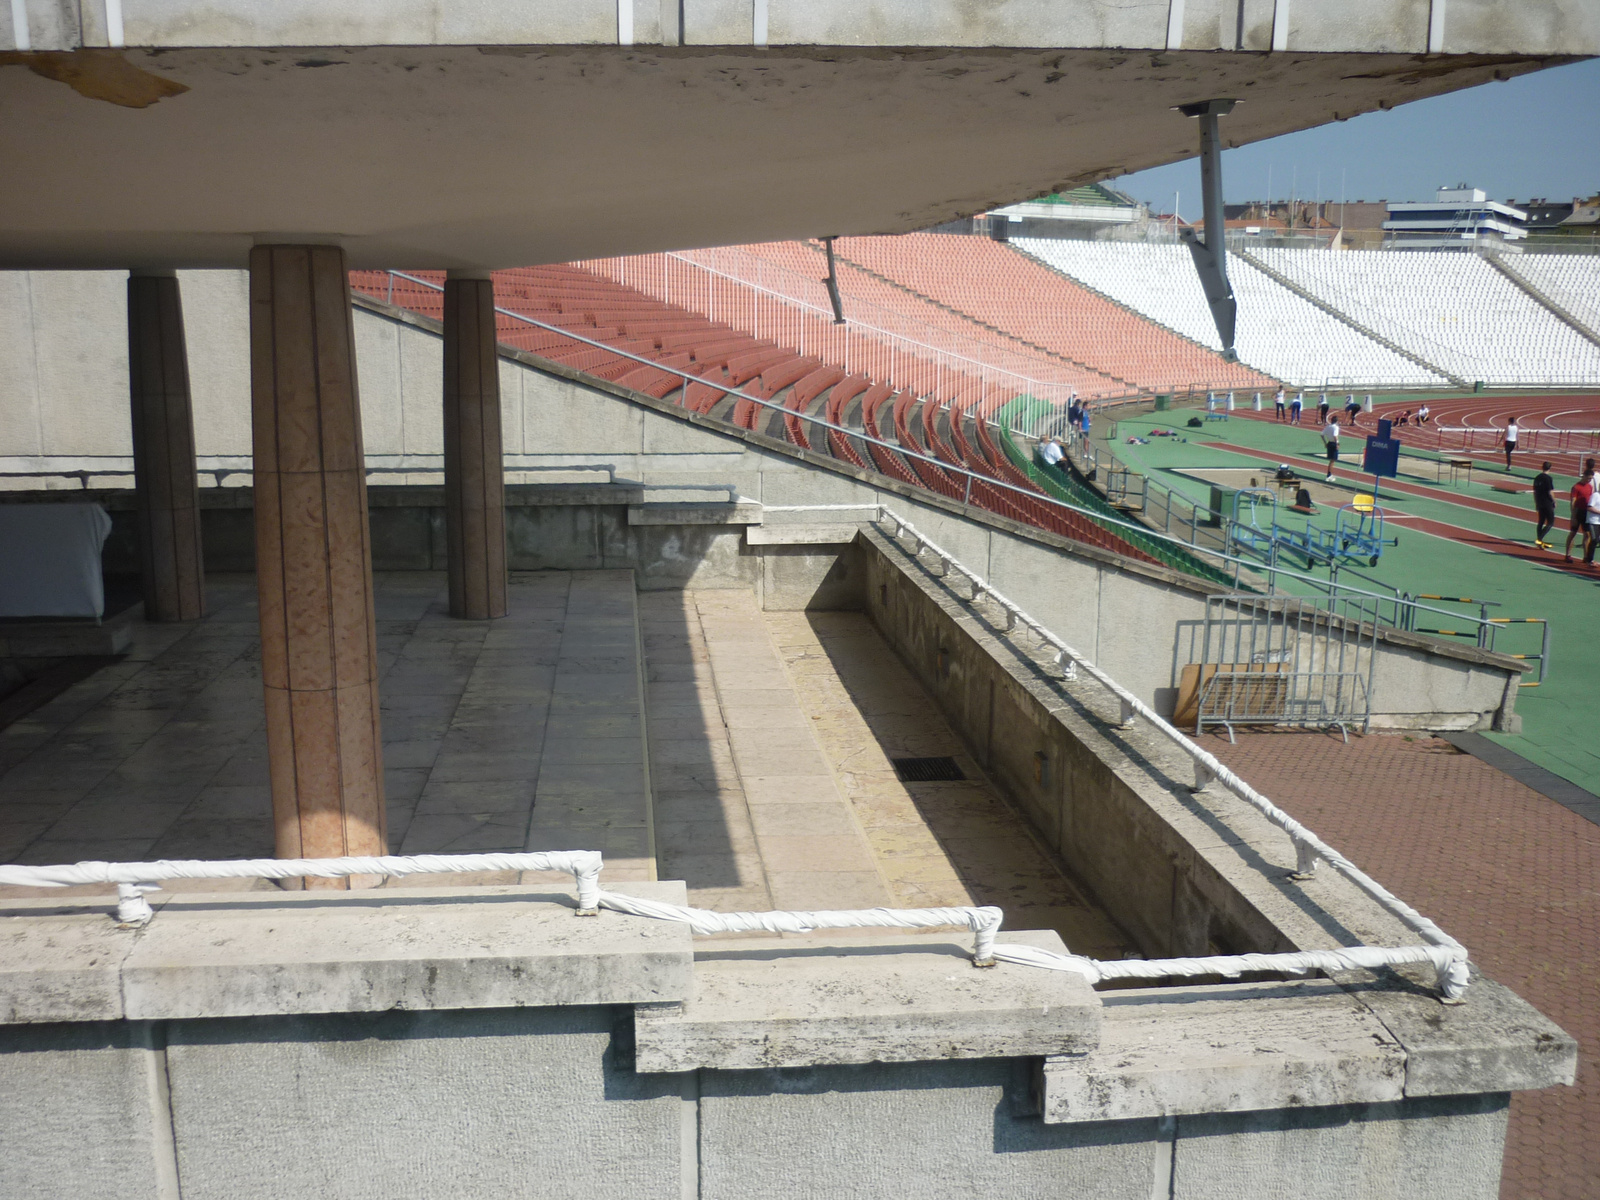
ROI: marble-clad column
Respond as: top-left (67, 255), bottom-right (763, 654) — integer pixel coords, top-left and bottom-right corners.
top-left (249, 244), bottom-right (386, 884)
top-left (127, 270), bottom-right (205, 621)
top-left (443, 270), bottom-right (508, 620)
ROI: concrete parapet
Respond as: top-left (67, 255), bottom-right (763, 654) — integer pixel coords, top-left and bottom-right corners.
top-left (163, 1005), bottom-right (688, 1200)
top-left (1042, 975), bottom-right (1573, 1125)
top-left (635, 929), bottom-right (1098, 1072)
top-left (0, 882), bottom-right (694, 1023)
top-left (628, 501), bottom-right (764, 526)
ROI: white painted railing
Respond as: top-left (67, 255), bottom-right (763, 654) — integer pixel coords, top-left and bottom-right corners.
top-left (0, 852), bottom-right (605, 924)
top-left (770, 503), bottom-right (1472, 1001)
top-left (0, 851), bottom-right (1009, 963)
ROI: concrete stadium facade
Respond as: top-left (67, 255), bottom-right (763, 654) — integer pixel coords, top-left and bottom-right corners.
top-left (1, 3), bottom-right (1589, 1195)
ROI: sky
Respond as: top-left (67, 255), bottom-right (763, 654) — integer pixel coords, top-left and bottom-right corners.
top-left (1109, 57), bottom-right (1600, 219)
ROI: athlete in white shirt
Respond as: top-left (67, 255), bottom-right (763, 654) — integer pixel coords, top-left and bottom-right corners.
top-left (1321, 418), bottom-right (1341, 482)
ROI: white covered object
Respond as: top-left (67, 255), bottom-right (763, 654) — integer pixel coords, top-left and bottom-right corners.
top-left (0, 503), bottom-right (112, 619)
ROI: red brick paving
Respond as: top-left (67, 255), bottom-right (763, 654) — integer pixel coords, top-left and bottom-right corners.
top-left (1204, 729), bottom-right (1599, 1200)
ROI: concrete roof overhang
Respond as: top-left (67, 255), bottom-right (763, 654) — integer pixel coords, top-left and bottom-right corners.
top-left (1, 0), bottom-right (1593, 269)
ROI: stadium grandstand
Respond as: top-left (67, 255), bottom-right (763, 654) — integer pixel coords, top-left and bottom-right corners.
top-left (1016, 239), bottom-right (1449, 388)
top-left (1247, 247), bottom-right (1600, 387)
top-left (351, 231), bottom-right (1600, 589)
top-left (1502, 253), bottom-right (1600, 336)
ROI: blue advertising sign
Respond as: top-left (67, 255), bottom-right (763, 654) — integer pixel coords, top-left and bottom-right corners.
top-left (1363, 418), bottom-right (1401, 478)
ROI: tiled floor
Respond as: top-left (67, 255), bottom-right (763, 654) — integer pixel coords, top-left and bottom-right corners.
top-left (1203, 728), bottom-right (1599, 1200)
top-left (2, 575), bottom-right (1121, 948)
top-left (0, 570), bottom-right (653, 890)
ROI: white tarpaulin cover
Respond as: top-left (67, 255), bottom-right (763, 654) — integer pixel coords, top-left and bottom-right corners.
top-left (0, 503), bottom-right (112, 619)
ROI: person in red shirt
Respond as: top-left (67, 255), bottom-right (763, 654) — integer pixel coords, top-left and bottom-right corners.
top-left (1565, 458), bottom-right (1596, 564)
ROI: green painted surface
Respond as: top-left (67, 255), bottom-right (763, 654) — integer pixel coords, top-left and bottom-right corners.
top-left (1097, 406), bottom-right (1597, 796)
top-left (996, 397), bottom-right (1237, 587)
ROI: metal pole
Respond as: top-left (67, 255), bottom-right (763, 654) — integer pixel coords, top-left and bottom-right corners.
top-left (1177, 99), bottom-right (1239, 359)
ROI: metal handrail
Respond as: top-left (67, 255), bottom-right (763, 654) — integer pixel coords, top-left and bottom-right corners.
top-left (862, 506), bottom-right (1470, 1001)
top-left (361, 271), bottom-right (1540, 662)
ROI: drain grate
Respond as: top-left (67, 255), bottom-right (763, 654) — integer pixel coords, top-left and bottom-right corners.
top-left (891, 756), bottom-right (965, 782)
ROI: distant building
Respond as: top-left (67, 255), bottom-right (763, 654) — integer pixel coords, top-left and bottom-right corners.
top-left (1511, 194), bottom-right (1600, 242)
top-left (1383, 185), bottom-right (1527, 250)
top-left (981, 183), bottom-right (1143, 240)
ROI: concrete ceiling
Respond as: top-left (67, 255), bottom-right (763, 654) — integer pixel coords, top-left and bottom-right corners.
top-left (0, 45), bottom-right (1577, 269)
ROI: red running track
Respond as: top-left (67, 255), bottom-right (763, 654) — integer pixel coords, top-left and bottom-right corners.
top-left (1204, 442), bottom-right (1600, 576)
top-left (1237, 394), bottom-right (1600, 478)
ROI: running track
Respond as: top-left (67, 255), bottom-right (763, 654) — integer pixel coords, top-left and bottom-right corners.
top-left (1202, 442), bottom-right (1600, 576)
top-left (1237, 394), bottom-right (1600, 477)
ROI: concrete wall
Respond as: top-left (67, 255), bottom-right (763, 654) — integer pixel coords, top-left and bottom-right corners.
top-left (0, 1006), bottom-right (1518, 1200)
top-left (859, 528), bottom-right (1292, 960)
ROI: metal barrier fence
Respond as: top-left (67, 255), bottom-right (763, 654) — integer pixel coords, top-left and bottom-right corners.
top-left (1193, 593), bottom-right (1379, 742)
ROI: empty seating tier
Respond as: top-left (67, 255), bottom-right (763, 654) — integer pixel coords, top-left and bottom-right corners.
top-left (833, 233), bottom-right (1273, 394)
top-left (1249, 247), bottom-right (1600, 387)
top-left (1014, 240), bottom-right (1446, 389)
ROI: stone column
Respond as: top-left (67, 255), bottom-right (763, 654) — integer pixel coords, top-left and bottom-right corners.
top-left (443, 271), bottom-right (508, 619)
top-left (249, 245), bottom-right (386, 884)
top-left (127, 271), bottom-right (205, 621)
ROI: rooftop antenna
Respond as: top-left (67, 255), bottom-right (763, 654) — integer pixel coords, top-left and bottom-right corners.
top-left (1176, 98), bottom-right (1239, 361)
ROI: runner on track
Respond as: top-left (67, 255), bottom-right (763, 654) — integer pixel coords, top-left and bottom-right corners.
top-left (1504, 416), bottom-right (1520, 470)
top-left (1566, 458), bottom-right (1595, 564)
top-left (1533, 462), bottom-right (1557, 550)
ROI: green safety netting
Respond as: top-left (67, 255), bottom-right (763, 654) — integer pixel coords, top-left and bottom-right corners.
top-left (995, 397), bottom-right (1239, 588)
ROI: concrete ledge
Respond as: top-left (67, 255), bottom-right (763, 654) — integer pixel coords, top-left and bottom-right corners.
top-left (1040, 972), bottom-right (1575, 1123)
top-left (1042, 980), bottom-right (1406, 1123)
top-left (745, 524), bottom-right (861, 545)
top-left (0, 610), bottom-right (136, 656)
top-left (0, 883), bottom-right (693, 1023)
top-left (0, 902), bottom-right (140, 1023)
top-left (1351, 968), bottom-right (1578, 1098)
top-left (628, 501), bottom-right (764, 526)
top-left (633, 929), bottom-right (1098, 1072)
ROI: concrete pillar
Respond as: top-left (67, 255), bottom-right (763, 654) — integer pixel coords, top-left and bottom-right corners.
top-left (127, 271), bottom-right (205, 622)
top-left (249, 245), bottom-right (386, 885)
top-left (443, 271), bottom-right (508, 620)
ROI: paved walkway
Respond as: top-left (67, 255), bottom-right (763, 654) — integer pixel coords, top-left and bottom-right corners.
top-left (2, 577), bottom-right (1122, 949)
top-left (640, 590), bottom-right (1131, 953)
top-left (1204, 728), bottom-right (1598, 1200)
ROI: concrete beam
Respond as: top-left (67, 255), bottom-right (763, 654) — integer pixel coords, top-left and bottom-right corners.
top-left (628, 501), bottom-right (764, 526)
